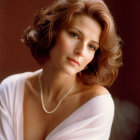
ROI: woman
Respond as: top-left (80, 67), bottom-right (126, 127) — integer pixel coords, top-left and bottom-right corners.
top-left (0, 0), bottom-right (122, 139)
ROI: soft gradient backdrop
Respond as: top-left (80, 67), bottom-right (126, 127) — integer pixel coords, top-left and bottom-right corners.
top-left (0, 0), bottom-right (140, 108)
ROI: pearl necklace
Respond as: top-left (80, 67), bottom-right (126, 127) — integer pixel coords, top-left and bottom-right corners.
top-left (39, 72), bottom-right (74, 114)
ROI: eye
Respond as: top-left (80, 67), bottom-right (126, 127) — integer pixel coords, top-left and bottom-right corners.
top-left (89, 44), bottom-right (96, 50)
top-left (70, 32), bottom-right (79, 39)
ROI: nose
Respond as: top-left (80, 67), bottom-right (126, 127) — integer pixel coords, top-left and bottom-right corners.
top-left (74, 42), bottom-right (85, 57)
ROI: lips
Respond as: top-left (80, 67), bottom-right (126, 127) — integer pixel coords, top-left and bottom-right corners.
top-left (67, 57), bottom-right (80, 66)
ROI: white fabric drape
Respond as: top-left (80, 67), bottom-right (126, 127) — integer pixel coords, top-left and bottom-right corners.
top-left (0, 70), bottom-right (114, 140)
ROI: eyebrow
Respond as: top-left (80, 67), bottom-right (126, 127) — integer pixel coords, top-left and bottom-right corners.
top-left (67, 27), bottom-right (100, 46)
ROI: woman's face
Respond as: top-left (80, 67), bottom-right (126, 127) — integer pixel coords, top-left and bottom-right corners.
top-left (49, 14), bottom-right (102, 75)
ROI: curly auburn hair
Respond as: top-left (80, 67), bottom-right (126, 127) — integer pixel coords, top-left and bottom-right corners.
top-left (22, 0), bottom-right (123, 86)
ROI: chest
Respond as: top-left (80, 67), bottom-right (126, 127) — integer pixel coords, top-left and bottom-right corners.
top-left (23, 92), bottom-right (81, 140)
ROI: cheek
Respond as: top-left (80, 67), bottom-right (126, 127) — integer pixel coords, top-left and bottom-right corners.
top-left (57, 31), bottom-right (78, 53)
top-left (56, 35), bottom-right (71, 52)
top-left (86, 53), bottom-right (95, 64)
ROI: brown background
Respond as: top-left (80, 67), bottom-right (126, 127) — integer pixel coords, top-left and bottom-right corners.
top-left (0, 0), bottom-right (140, 108)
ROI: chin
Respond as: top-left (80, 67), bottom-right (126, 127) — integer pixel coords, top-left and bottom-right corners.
top-left (63, 67), bottom-right (78, 76)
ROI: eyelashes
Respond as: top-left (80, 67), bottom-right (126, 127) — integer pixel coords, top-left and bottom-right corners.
top-left (69, 31), bottom-right (97, 51)
top-left (88, 44), bottom-right (96, 50)
top-left (70, 32), bottom-right (79, 39)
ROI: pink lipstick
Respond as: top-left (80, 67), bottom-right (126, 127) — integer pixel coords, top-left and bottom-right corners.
top-left (67, 57), bottom-right (80, 66)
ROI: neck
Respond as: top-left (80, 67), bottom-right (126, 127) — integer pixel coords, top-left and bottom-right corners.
top-left (40, 64), bottom-right (77, 99)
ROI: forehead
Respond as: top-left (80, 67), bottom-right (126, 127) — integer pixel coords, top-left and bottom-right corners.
top-left (66, 14), bottom-right (102, 42)
top-left (68, 14), bottom-right (101, 27)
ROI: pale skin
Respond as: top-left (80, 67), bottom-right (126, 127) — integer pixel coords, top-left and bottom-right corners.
top-left (23, 14), bottom-right (110, 140)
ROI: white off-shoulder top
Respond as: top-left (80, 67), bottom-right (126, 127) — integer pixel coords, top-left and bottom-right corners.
top-left (0, 70), bottom-right (114, 140)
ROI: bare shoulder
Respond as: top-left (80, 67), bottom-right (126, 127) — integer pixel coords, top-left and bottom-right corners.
top-left (77, 83), bottom-right (114, 113)
top-left (81, 84), bottom-right (110, 100)
top-left (90, 84), bottom-right (110, 96)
